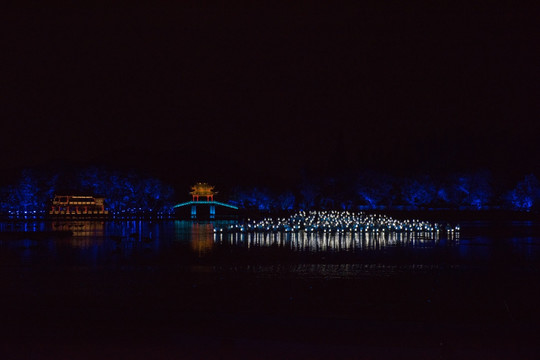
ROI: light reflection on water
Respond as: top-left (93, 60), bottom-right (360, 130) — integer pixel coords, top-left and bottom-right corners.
top-left (216, 230), bottom-right (457, 252)
top-left (0, 220), bottom-right (540, 267)
top-left (190, 223), bottom-right (214, 256)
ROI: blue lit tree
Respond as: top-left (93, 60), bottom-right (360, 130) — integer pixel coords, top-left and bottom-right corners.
top-left (42, 174), bottom-right (59, 206)
top-left (78, 167), bottom-right (107, 195)
top-left (442, 172), bottom-right (492, 209)
top-left (435, 187), bottom-right (450, 205)
top-left (436, 178), bottom-right (463, 208)
top-left (15, 170), bottom-right (39, 211)
top-left (276, 191), bottom-right (295, 211)
top-left (77, 167), bottom-right (174, 212)
top-left (0, 185), bottom-right (18, 213)
top-left (468, 172), bottom-right (492, 209)
top-left (355, 172), bottom-right (395, 209)
top-left (0, 170), bottom-right (58, 213)
top-left (230, 187), bottom-right (274, 211)
top-left (507, 174), bottom-right (540, 211)
top-left (298, 181), bottom-right (319, 210)
top-left (400, 177), bottom-right (436, 208)
top-left (140, 177), bottom-right (174, 211)
top-left (3, 170), bottom-right (41, 212)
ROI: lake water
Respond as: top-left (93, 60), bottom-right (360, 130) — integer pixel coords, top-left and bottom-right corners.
top-left (1, 219), bottom-right (540, 358)
top-left (1, 219), bottom-right (540, 269)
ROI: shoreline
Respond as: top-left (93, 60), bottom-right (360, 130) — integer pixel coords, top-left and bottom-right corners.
top-left (0, 209), bottom-right (538, 223)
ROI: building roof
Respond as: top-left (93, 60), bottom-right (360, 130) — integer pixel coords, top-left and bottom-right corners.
top-left (189, 183), bottom-right (216, 196)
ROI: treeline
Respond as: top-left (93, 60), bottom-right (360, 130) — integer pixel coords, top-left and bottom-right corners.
top-left (229, 171), bottom-right (540, 212)
top-left (1, 168), bottom-right (539, 214)
top-left (0, 168), bottom-right (174, 213)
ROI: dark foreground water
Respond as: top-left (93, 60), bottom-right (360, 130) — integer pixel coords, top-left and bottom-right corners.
top-left (1, 219), bottom-right (540, 359)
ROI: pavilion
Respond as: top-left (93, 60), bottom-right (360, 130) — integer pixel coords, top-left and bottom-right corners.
top-left (173, 183), bottom-right (238, 220)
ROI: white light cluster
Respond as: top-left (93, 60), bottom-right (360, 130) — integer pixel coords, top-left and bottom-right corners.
top-left (215, 210), bottom-right (460, 235)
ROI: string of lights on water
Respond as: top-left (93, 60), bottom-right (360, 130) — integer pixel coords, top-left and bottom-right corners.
top-left (214, 211), bottom-right (460, 251)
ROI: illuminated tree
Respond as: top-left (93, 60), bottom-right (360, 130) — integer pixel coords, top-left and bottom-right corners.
top-left (77, 168), bottom-right (174, 211)
top-left (142, 178), bottom-right (174, 210)
top-left (507, 174), bottom-right (540, 211)
top-left (4, 170), bottom-right (42, 212)
top-left (230, 187), bottom-right (274, 211)
top-left (299, 182), bottom-right (319, 210)
top-left (442, 171), bottom-right (492, 209)
top-left (276, 191), bottom-right (295, 211)
top-left (355, 172), bottom-right (395, 209)
top-left (401, 177), bottom-right (436, 208)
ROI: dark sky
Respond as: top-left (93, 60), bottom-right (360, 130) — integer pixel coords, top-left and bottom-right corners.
top-left (2, 2), bottom-right (539, 186)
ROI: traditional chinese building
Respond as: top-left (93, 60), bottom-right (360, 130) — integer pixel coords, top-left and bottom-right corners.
top-left (174, 183), bottom-right (237, 220)
top-left (49, 195), bottom-right (108, 217)
top-left (190, 182), bottom-right (216, 202)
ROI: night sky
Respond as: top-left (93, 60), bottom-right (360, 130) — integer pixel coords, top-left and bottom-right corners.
top-left (2, 2), bottom-right (539, 187)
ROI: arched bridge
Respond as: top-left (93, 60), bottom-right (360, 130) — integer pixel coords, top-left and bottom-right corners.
top-left (173, 201), bottom-right (238, 219)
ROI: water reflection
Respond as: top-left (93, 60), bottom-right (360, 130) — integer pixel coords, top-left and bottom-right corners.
top-left (191, 223), bottom-right (214, 256)
top-left (174, 220), bottom-right (235, 256)
top-left (51, 221), bottom-right (107, 250)
top-left (52, 220), bottom-right (105, 237)
top-left (215, 230), bottom-right (458, 252)
top-left (0, 221), bottom-right (47, 232)
top-left (512, 237), bottom-right (540, 259)
top-left (2, 220), bottom-right (540, 267)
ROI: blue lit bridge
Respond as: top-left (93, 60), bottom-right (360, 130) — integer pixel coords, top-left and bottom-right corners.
top-left (174, 183), bottom-right (238, 220)
top-left (173, 201), bottom-right (238, 220)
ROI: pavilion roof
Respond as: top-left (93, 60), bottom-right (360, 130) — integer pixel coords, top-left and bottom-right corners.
top-left (189, 182), bottom-right (216, 196)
